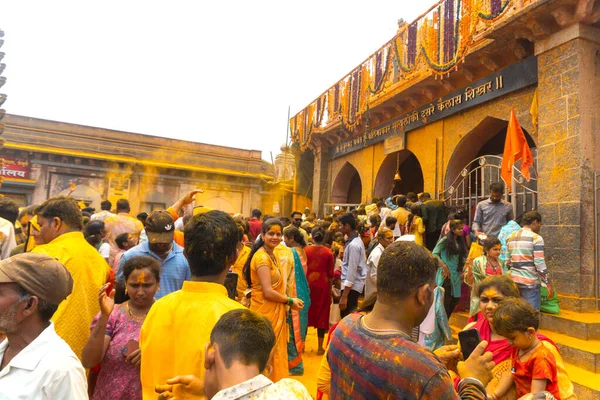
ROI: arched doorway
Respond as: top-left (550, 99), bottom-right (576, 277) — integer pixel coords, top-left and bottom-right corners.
top-left (443, 116), bottom-right (537, 220)
top-left (331, 162), bottom-right (362, 204)
top-left (445, 116), bottom-right (536, 189)
top-left (373, 150), bottom-right (424, 199)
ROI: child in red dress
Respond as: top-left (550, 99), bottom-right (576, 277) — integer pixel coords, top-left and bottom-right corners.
top-left (488, 298), bottom-right (575, 400)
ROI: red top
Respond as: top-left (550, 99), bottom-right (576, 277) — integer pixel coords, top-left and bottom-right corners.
top-left (511, 344), bottom-right (560, 399)
top-left (248, 218), bottom-right (262, 241)
top-left (305, 245), bottom-right (334, 330)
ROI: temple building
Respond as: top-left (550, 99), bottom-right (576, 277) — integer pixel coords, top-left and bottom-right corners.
top-left (0, 114), bottom-right (278, 216)
top-left (292, 0), bottom-right (600, 393)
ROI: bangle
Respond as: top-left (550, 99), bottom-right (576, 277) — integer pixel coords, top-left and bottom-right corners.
top-left (287, 297), bottom-right (294, 306)
top-left (457, 378), bottom-right (486, 396)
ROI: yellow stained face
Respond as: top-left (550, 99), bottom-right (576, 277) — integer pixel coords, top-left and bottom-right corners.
top-left (126, 268), bottom-right (158, 306)
top-left (136, 271), bottom-right (147, 284)
top-left (479, 286), bottom-right (505, 324)
top-left (263, 225), bottom-right (282, 249)
top-left (379, 232), bottom-right (395, 248)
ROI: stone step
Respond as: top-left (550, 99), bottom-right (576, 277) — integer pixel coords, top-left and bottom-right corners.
top-left (539, 310), bottom-right (600, 341)
top-left (449, 311), bottom-right (470, 330)
top-left (451, 310), bottom-right (600, 341)
top-left (567, 363), bottom-right (600, 399)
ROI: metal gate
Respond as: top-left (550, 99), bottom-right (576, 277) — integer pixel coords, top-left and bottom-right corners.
top-left (439, 154), bottom-right (538, 225)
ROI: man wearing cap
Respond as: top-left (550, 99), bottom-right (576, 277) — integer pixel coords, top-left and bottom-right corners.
top-left (31, 196), bottom-right (110, 360)
top-left (0, 253), bottom-right (87, 399)
top-left (118, 210), bottom-right (190, 299)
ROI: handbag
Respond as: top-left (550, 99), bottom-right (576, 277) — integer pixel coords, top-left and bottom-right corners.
top-left (463, 241), bottom-right (484, 286)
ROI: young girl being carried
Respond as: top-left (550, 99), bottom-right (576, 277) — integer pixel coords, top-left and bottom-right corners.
top-left (490, 298), bottom-right (575, 400)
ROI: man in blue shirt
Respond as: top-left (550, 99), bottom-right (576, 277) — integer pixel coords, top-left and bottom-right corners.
top-left (118, 210), bottom-right (190, 299)
top-left (339, 212), bottom-right (367, 318)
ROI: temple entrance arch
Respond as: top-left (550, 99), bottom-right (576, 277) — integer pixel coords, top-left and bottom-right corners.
top-left (442, 116), bottom-right (538, 221)
top-left (373, 150), bottom-right (424, 199)
top-left (331, 162), bottom-right (362, 204)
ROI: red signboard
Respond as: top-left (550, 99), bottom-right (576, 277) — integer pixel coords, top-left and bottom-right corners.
top-left (1, 156), bottom-right (30, 179)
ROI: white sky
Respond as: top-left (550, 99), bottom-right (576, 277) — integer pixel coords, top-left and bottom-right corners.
top-left (1, 1), bottom-right (438, 162)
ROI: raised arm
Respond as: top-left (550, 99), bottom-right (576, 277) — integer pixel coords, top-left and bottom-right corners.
top-left (169, 189), bottom-right (204, 219)
top-left (82, 284), bottom-right (114, 368)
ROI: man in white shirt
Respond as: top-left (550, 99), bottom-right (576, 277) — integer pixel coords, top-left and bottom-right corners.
top-left (0, 198), bottom-right (19, 259)
top-left (0, 253), bottom-right (87, 399)
top-left (0, 217), bottom-right (16, 260)
top-left (365, 227), bottom-right (394, 298)
top-left (90, 199), bottom-right (116, 222)
top-left (155, 309), bottom-right (311, 400)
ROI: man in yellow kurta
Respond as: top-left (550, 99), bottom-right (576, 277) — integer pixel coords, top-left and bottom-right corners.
top-left (140, 210), bottom-right (243, 399)
top-left (31, 196), bottom-right (110, 359)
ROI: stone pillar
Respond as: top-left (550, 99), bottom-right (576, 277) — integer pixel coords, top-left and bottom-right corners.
top-left (312, 144), bottom-right (330, 218)
top-left (535, 24), bottom-right (600, 312)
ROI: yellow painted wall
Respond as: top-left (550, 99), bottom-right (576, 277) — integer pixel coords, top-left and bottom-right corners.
top-left (328, 86), bottom-right (536, 203)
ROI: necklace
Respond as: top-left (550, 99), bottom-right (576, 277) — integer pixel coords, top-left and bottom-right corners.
top-left (263, 247), bottom-right (280, 268)
top-left (518, 341), bottom-right (540, 359)
top-left (361, 316), bottom-right (410, 337)
top-left (125, 301), bottom-right (152, 323)
top-left (486, 259), bottom-right (500, 273)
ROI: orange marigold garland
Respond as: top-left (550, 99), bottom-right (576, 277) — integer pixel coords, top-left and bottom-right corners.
top-left (289, 0), bottom-right (524, 149)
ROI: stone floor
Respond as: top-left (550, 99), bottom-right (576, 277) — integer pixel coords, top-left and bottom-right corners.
top-left (289, 327), bottom-right (323, 398)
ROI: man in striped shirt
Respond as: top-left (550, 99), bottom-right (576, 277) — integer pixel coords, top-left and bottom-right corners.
top-left (326, 241), bottom-right (494, 399)
top-left (505, 210), bottom-right (553, 310)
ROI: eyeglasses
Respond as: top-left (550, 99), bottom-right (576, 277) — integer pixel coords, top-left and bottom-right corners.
top-left (293, 218), bottom-right (302, 222)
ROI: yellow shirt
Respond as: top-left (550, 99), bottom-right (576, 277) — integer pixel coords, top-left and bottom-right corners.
top-left (231, 245), bottom-right (251, 301)
top-left (391, 207), bottom-right (410, 227)
top-left (140, 281), bottom-right (244, 399)
top-left (32, 231), bottom-right (110, 359)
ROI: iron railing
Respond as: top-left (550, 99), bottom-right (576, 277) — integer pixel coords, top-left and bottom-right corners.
top-left (440, 154), bottom-right (538, 225)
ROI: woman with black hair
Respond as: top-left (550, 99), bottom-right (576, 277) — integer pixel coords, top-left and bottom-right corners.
top-left (84, 220), bottom-right (111, 264)
top-left (243, 218), bottom-right (304, 382)
top-left (433, 219), bottom-right (468, 317)
top-left (304, 226), bottom-right (334, 355)
top-left (283, 225), bottom-right (311, 375)
top-left (406, 203), bottom-right (426, 246)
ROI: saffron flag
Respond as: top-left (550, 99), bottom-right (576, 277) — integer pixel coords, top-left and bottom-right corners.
top-left (501, 110), bottom-right (534, 191)
top-left (530, 88), bottom-right (539, 130)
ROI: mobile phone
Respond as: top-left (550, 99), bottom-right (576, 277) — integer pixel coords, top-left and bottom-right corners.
top-left (121, 339), bottom-right (139, 357)
top-left (458, 329), bottom-right (481, 360)
top-left (224, 272), bottom-right (239, 300)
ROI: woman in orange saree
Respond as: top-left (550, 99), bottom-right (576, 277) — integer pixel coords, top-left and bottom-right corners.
top-left (244, 218), bottom-right (305, 382)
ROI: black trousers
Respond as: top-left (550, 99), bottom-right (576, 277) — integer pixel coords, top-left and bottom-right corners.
top-left (340, 289), bottom-right (361, 319)
top-left (426, 230), bottom-right (441, 251)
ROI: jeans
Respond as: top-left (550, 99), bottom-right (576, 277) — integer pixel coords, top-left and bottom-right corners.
top-left (518, 284), bottom-right (541, 310)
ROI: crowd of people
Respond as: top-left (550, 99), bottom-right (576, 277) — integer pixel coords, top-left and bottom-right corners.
top-left (0, 181), bottom-right (575, 399)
